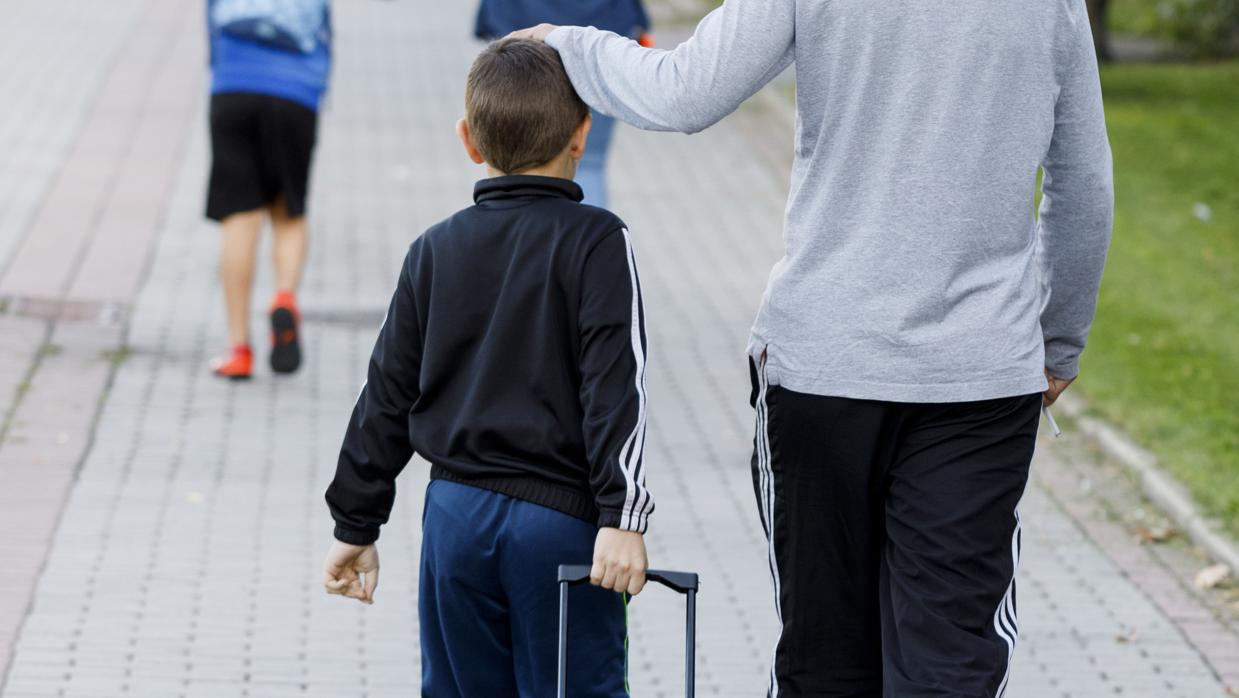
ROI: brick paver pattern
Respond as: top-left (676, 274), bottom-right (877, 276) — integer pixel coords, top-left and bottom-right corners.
top-left (0, 1), bottom-right (1230, 696)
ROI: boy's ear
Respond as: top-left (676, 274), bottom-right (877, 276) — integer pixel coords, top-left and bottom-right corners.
top-left (456, 118), bottom-right (486, 166)
top-left (568, 112), bottom-right (593, 162)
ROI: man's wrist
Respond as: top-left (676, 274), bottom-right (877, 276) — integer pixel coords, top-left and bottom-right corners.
top-left (1042, 338), bottom-right (1082, 381)
top-left (1045, 364), bottom-right (1079, 382)
top-left (543, 25), bottom-right (572, 49)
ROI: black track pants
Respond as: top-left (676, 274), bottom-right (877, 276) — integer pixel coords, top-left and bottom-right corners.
top-left (749, 361), bottom-right (1042, 697)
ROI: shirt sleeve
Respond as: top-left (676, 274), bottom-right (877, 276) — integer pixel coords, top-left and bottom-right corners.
top-left (325, 241), bottom-right (426, 545)
top-left (545, 0), bottom-right (795, 134)
top-left (1037, 1), bottom-right (1115, 380)
top-left (578, 228), bottom-right (654, 533)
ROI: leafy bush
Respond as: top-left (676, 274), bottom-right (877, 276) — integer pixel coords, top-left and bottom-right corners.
top-left (1159, 0), bottom-right (1239, 56)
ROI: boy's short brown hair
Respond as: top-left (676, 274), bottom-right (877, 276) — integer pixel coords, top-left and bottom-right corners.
top-left (465, 38), bottom-right (590, 174)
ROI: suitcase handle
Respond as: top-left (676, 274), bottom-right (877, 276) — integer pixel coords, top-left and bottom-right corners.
top-left (556, 564), bottom-right (697, 698)
top-left (557, 564), bottom-right (699, 594)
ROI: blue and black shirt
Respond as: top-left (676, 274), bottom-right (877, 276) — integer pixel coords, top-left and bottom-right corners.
top-left (207, 0), bottom-right (332, 111)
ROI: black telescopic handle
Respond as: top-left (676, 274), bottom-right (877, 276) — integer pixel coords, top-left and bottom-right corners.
top-left (557, 564), bottom-right (697, 698)
top-left (557, 564), bottom-right (699, 594)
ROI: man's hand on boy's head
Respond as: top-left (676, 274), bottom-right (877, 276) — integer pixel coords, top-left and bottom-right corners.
top-left (323, 541), bottom-right (380, 605)
top-left (504, 23), bottom-right (558, 43)
top-left (591, 527), bottom-right (648, 596)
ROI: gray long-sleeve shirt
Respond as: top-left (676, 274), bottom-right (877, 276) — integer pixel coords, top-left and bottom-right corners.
top-left (548, 0), bottom-right (1113, 402)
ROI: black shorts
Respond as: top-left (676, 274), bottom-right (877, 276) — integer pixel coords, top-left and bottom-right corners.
top-left (206, 92), bottom-right (318, 222)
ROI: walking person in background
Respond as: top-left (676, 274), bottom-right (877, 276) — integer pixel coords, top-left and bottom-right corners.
top-left (205, 0), bottom-right (331, 380)
top-left (474, 0), bottom-right (651, 208)
top-left (514, 0), bottom-right (1114, 694)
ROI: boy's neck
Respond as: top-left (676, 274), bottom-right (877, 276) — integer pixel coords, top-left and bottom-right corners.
top-left (487, 153), bottom-right (577, 181)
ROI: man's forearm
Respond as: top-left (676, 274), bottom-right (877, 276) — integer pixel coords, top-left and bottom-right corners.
top-left (546, 0), bottom-right (795, 134)
top-left (1039, 199), bottom-right (1112, 380)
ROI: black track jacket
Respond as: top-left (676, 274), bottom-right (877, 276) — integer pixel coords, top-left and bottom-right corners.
top-left (326, 176), bottom-right (653, 545)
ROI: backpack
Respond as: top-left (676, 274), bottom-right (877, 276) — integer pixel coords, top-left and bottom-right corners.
top-left (209, 0), bottom-right (331, 55)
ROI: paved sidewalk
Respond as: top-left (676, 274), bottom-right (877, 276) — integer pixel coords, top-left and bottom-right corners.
top-left (1, 1), bottom-right (1234, 696)
top-left (0, 0), bottom-right (201, 682)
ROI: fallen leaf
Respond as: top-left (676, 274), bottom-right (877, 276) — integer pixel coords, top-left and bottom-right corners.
top-left (1194, 563), bottom-right (1232, 590)
top-left (1115, 629), bottom-right (1138, 644)
top-left (1135, 527), bottom-right (1174, 545)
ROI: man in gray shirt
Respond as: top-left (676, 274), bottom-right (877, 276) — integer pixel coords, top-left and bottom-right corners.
top-left (515, 0), bottom-right (1112, 694)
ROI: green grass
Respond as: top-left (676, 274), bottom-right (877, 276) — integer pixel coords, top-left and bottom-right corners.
top-left (1079, 62), bottom-right (1239, 534)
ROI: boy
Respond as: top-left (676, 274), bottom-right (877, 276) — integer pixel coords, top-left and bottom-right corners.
top-left (322, 39), bottom-right (654, 697)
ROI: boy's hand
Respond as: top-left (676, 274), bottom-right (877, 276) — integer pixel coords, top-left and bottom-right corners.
top-left (323, 541), bottom-right (380, 605)
top-left (591, 527), bottom-right (648, 596)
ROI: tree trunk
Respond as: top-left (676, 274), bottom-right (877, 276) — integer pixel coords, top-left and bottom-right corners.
top-left (1087, 0), bottom-right (1112, 62)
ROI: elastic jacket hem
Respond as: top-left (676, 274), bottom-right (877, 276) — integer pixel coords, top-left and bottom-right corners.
top-left (430, 464), bottom-right (600, 528)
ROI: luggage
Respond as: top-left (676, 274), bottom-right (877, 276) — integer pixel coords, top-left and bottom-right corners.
top-left (556, 564), bottom-right (699, 698)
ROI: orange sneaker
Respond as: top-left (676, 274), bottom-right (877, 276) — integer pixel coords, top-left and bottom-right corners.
top-left (269, 291), bottom-right (302, 374)
top-left (210, 344), bottom-right (253, 380)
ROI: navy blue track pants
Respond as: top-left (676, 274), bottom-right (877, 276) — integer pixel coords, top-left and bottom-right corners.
top-left (419, 480), bottom-right (628, 698)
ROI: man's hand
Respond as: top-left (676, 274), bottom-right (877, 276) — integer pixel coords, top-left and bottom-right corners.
top-left (504, 23), bottom-right (558, 43)
top-left (323, 541), bottom-right (380, 605)
top-left (591, 527), bottom-right (648, 596)
top-left (1044, 370), bottom-right (1074, 407)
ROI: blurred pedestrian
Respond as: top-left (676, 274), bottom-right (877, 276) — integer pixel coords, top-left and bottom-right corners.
top-left (474, 0), bottom-right (651, 208)
top-left (205, 0), bottom-right (332, 379)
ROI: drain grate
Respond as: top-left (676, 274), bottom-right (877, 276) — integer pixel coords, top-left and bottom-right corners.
top-left (0, 296), bottom-right (128, 325)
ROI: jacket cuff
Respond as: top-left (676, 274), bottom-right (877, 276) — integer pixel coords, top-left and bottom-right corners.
top-left (1044, 340), bottom-right (1082, 381)
top-left (597, 508), bottom-right (649, 534)
top-left (333, 524), bottom-right (379, 546)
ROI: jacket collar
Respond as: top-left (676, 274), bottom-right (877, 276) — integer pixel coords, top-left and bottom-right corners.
top-left (473, 175), bottom-right (584, 205)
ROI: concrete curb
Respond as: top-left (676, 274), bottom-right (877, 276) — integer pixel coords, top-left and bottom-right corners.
top-left (1057, 393), bottom-right (1239, 576)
